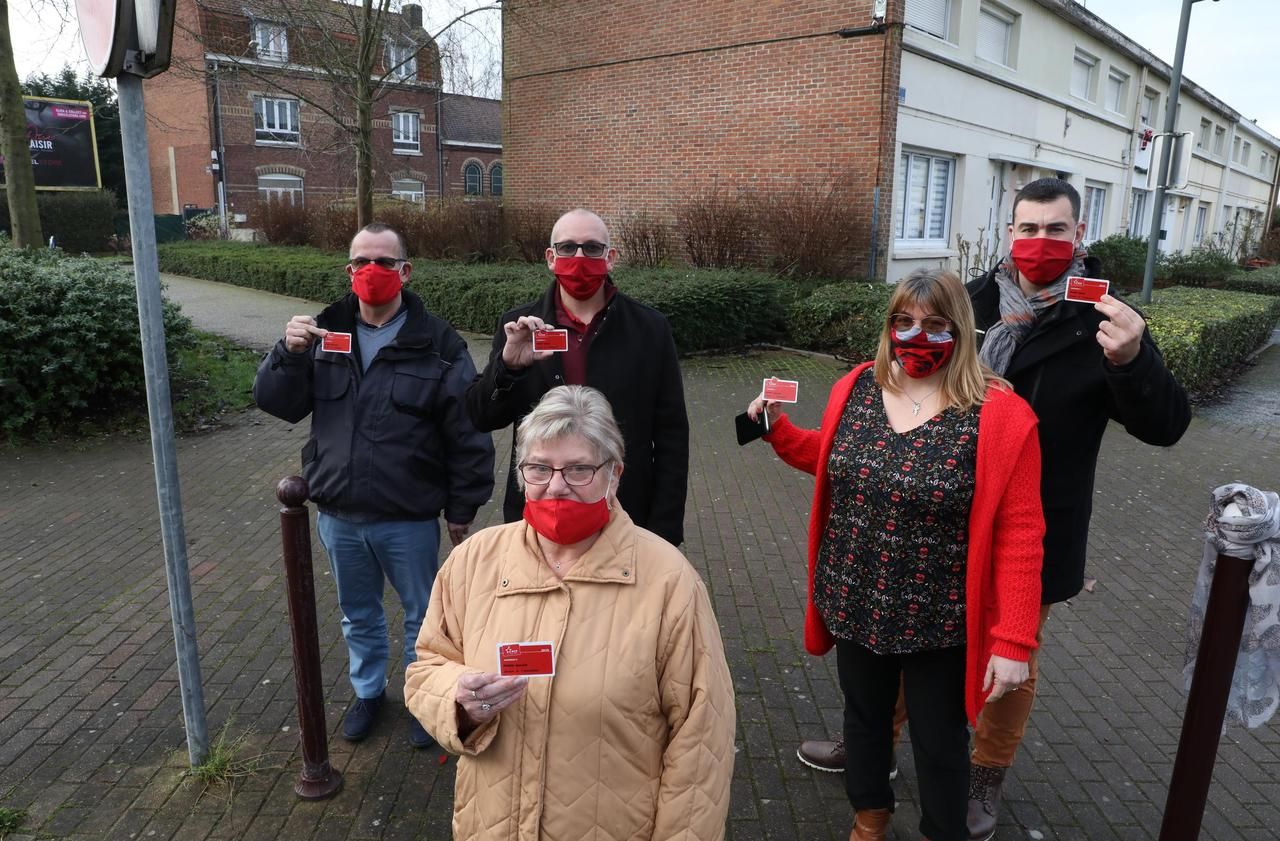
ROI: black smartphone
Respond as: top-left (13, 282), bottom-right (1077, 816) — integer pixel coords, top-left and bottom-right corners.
top-left (735, 411), bottom-right (768, 446)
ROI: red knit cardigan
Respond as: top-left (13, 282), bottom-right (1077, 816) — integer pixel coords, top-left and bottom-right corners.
top-left (765, 362), bottom-right (1045, 724)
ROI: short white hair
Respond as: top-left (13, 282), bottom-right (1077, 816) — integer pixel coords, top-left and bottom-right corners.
top-left (515, 386), bottom-right (625, 487)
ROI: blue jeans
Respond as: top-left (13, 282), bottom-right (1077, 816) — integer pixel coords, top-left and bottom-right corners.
top-left (316, 513), bottom-right (441, 699)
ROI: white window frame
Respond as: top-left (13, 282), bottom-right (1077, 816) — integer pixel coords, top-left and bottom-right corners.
top-left (894, 148), bottom-right (955, 248)
top-left (1104, 68), bottom-right (1128, 114)
top-left (1193, 204), bottom-right (1209, 245)
top-left (1232, 137), bottom-right (1242, 162)
top-left (905, 0), bottom-right (952, 41)
top-left (976, 4), bottom-right (1014, 67)
top-left (463, 162), bottom-right (483, 196)
top-left (1071, 49), bottom-right (1098, 101)
top-left (258, 174), bottom-right (304, 205)
top-left (488, 163), bottom-right (503, 197)
top-left (1196, 119), bottom-right (1211, 149)
top-left (385, 41), bottom-right (418, 80)
top-left (1213, 125), bottom-right (1225, 155)
top-left (1129, 188), bottom-right (1148, 235)
top-left (391, 178), bottom-right (425, 204)
top-left (391, 111), bottom-right (421, 154)
top-left (254, 96), bottom-right (300, 145)
top-left (252, 21), bottom-right (288, 62)
top-left (1241, 141), bottom-right (1252, 166)
top-left (1082, 183), bottom-right (1107, 244)
top-left (1140, 89), bottom-right (1159, 126)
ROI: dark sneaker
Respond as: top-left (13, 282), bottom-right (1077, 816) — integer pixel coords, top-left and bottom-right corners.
top-left (341, 691), bottom-right (385, 742)
top-left (967, 764), bottom-right (1007, 841)
top-left (407, 716), bottom-right (435, 749)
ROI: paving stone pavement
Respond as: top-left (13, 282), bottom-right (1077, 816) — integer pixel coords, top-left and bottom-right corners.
top-left (1, 276), bottom-right (1278, 841)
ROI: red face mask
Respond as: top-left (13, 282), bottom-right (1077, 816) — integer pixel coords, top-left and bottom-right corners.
top-left (351, 263), bottom-right (403, 306)
top-left (891, 327), bottom-right (955, 379)
top-left (552, 256), bottom-right (609, 300)
top-left (523, 495), bottom-right (611, 545)
top-left (1010, 237), bottom-right (1076, 285)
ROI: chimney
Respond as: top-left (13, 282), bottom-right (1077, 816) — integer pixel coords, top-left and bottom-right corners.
top-left (403, 3), bottom-right (423, 30)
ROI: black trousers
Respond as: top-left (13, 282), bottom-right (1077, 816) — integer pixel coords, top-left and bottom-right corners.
top-left (836, 640), bottom-right (969, 841)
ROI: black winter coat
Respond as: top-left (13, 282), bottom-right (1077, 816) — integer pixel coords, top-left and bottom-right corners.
top-left (464, 281), bottom-right (690, 545)
top-left (253, 290), bottom-right (495, 524)
top-left (968, 261), bottom-right (1190, 603)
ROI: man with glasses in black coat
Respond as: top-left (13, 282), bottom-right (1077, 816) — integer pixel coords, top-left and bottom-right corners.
top-left (465, 208), bottom-right (690, 546)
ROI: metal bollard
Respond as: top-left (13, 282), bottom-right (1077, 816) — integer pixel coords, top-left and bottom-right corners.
top-left (1157, 551), bottom-right (1252, 841)
top-left (277, 476), bottom-right (343, 800)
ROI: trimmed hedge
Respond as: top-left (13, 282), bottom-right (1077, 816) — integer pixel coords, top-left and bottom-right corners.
top-left (785, 282), bottom-right (894, 360)
top-left (1221, 267), bottom-right (1280, 297)
top-left (1088, 234), bottom-right (1237, 289)
top-left (1134, 286), bottom-right (1280, 393)
top-left (0, 189), bottom-right (118, 253)
top-left (157, 241), bottom-right (789, 354)
top-left (0, 245), bottom-right (193, 438)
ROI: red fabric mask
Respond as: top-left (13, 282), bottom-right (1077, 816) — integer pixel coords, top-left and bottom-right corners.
top-left (351, 263), bottom-right (403, 306)
top-left (891, 328), bottom-right (955, 379)
top-left (1010, 237), bottom-right (1075, 285)
top-left (552, 256), bottom-right (609, 300)
top-left (523, 495), bottom-right (611, 545)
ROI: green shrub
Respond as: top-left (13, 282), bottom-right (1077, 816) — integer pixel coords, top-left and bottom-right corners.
top-left (785, 281), bottom-right (893, 360)
top-left (158, 241), bottom-right (349, 301)
top-left (1221, 266), bottom-right (1280, 297)
top-left (0, 189), bottom-right (117, 253)
top-left (0, 246), bottom-right (193, 438)
top-left (1134, 286), bottom-right (1280, 393)
top-left (1088, 234), bottom-right (1149, 290)
top-left (1160, 248), bottom-right (1237, 287)
top-left (1089, 235), bottom-right (1238, 290)
top-left (616, 268), bottom-right (787, 352)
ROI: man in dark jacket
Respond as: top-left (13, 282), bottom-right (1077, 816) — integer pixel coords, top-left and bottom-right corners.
top-left (796, 179), bottom-right (1191, 841)
top-left (465, 208), bottom-right (689, 545)
top-left (254, 222), bottom-right (494, 749)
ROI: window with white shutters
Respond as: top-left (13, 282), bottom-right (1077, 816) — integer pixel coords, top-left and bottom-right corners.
top-left (905, 0), bottom-right (951, 40)
top-left (976, 5), bottom-right (1013, 67)
top-left (894, 149), bottom-right (954, 246)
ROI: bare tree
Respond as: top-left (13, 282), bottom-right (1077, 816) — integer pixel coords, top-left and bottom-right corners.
top-left (0, 0), bottom-right (42, 247)
top-left (176, 0), bottom-right (499, 227)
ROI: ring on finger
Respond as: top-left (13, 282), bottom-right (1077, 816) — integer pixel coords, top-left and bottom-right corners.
top-left (480, 702), bottom-right (492, 711)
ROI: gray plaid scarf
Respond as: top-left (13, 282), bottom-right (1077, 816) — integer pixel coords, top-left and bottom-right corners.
top-left (978, 254), bottom-right (1087, 376)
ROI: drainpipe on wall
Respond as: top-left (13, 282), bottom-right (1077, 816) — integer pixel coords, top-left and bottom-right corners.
top-left (436, 90), bottom-right (445, 198)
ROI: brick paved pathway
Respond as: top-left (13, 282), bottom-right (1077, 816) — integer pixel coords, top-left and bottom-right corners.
top-left (1, 277), bottom-right (1277, 840)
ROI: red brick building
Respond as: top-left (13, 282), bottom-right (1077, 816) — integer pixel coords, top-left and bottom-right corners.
top-left (146, 0), bottom-right (501, 224)
top-left (440, 95), bottom-right (503, 198)
top-left (502, 0), bottom-right (903, 277)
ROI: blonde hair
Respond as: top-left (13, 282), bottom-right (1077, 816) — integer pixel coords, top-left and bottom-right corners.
top-left (515, 386), bottom-right (625, 489)
top-left (873, 267), bottom-right (1009, 413)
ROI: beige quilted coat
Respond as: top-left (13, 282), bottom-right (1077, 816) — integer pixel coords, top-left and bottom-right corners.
top-left (404, 509), bottom-right (736, 841)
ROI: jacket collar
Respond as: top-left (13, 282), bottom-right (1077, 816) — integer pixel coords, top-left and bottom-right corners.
top-left (318, 289), bottom-right (434, 350)
top-left (497, 507), bottom-right (640, 595)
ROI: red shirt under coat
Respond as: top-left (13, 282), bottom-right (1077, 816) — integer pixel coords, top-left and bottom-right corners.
top-left (764, 361), bottom-right (1045, 724)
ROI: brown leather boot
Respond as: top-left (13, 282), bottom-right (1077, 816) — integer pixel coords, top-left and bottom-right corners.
top-left (967, 764), bottom-right (1007, 841)
top-left (849, 808), bottom-right (891, 841)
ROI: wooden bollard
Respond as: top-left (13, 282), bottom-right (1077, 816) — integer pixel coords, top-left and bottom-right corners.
top-left (277, 476), bottom-right (343, 800)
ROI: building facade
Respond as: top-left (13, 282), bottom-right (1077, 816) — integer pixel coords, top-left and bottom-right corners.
top-left (502, 0), bottom-right (1278, 281)
top-left (146, 0), bottom-right (501, 225)
top-left (439, 94), bottom-right (503, 198)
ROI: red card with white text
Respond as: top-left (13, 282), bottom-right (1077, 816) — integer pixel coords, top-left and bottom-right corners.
top-left (497, 641), bottom-right (556, 677)
top-left (1065, 276), bottom-right (1110, 304)
top-left (532, 329), bottom-right (569, 352)
top-left (762, 377), bottom-right (800, 403)
top-left (321, 331), bottom-right (352, 353)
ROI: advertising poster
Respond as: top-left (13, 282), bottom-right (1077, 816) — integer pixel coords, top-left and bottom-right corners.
top-left (0, 96), bottom-right (102, 191)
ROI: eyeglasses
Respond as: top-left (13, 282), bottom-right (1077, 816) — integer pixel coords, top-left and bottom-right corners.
top-left (349, 256), bottom-right (406, 269)
top-left (518, 461), bottom-right (609, 486)
top-left (551, 240), bottom-right (609, 258)
top-left (888, 313), bottom-right (952, 334)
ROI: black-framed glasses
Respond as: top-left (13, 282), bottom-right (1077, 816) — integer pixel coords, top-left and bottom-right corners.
top-left (518, 461), bottom-right (609, 486)
top-left (552, 240), bottom-right (609, 258)
top-left (888, 313), bottom-right (952, 334)
top-left (349, 256), bottom-right (406, 269)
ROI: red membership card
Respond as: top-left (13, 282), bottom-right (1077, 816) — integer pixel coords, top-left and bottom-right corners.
top-left (762, 377), bottom-right (799, 403)
top-left (497, 641), bottom-right (556, 677)
top-left (321, 331), bottom-right (352, 353)
top-left (1064, 276), bottom-right (1110, 304)
top-left (532, 329), bottom-right (569, 352)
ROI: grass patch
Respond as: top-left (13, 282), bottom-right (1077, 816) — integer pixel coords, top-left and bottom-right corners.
top-left (182, 725), bottom-right (275, 802)
top-left (168, 331), bottom-right (261, 432)
top-left (0, 807), bottom-right (26, 838)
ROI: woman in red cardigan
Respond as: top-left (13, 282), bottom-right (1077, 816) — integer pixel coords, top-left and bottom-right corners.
top-left (747, 268), bottom-right (1044, 841)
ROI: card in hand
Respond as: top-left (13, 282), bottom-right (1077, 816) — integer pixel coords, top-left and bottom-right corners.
top-left (532, 329), bottom-right (569, 352)
top-left (497, 641), bottom-right (556, 677)
top-left (762, 377), bottom-right (799, 403)
top-left (735, 411), bottom-right (768, 446)
top-left (321, 331), bottom-right (352, 353)
top-left (1065, 276), bottom-right (1110, 304)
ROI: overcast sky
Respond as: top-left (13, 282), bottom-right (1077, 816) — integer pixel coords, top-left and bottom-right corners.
top-left (7, 0), bottom-right (1278, 137)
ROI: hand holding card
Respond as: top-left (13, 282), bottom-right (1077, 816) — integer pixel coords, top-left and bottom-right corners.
top-left (1065, 276), bottom-right (1110, 304)
top-left (532, 329), bottom-right (569, 353)
top-left (497, 641), bottom-right (556, 677)
top-left (762, 377), bottom-right (799, 403)
top-left (321, 331), bottom-right (352, 353)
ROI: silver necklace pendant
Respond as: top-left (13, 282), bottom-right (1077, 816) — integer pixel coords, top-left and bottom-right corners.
top-left (911, 401), bottom-right (923, 416)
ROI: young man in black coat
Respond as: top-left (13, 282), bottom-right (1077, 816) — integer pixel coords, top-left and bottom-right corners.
top-left (796, 179), bottom-right (1191, 841)
top-left (464, 208), bottom-right (690, 546)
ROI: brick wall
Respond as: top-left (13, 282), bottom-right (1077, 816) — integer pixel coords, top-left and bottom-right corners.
top-left (145, 0), bottom-right (215, 214)
top-left (441, 147), bottom-right (502, 197)
top-left (503, 0), bottom-right (903, 277)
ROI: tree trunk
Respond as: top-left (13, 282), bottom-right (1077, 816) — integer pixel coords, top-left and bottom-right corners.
top-left (355, 95), bottom-right (373, 228)
top-left (0, 1), bottom-right (42, 247)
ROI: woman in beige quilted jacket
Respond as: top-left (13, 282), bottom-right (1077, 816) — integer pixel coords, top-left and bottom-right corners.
top-left (405, 385), bottom-right (736, 840)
